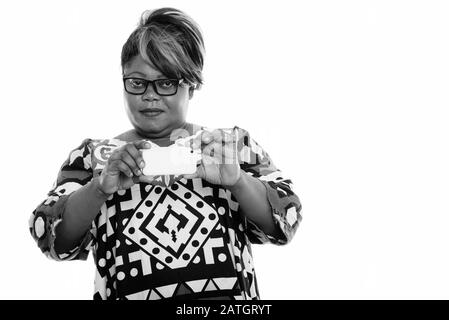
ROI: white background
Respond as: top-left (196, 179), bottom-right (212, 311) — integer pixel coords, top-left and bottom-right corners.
top-left (0, 0), bottom-right (448, 299)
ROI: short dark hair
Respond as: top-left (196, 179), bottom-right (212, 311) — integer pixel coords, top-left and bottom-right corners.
top-left (121, 8), bottom-right (205, 91)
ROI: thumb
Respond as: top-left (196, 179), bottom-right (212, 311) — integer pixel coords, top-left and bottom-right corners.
top-left (181, 173), bottom-right (198, 180)
top-left (134, 140), bottom-right (152, 150)
top-left (182, 165), bottom-right (205, 180)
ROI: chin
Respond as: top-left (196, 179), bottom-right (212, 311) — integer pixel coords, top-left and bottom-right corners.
top-left (136, 121), bottom-right (173, 136)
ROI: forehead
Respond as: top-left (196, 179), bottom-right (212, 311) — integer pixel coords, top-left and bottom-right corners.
top-left (123, 55), bottom-right (164, 78)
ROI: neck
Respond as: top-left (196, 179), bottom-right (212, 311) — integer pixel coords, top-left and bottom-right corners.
top-left (132, 122), bottom-right (193, 146)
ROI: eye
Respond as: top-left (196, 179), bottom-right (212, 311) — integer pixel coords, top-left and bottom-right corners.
top-left (158, 79), bottom-right (177, 88)
top-left (129, 79), bottom-right (146, 88)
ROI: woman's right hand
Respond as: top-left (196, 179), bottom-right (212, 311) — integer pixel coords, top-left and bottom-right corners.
top-left (97, 140), bottom-right (152, 196)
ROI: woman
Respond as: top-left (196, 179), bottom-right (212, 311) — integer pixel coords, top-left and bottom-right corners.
top-left (29, 7), bottom-right (302, 300)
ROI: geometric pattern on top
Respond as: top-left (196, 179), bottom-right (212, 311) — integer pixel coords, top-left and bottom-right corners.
top-left (28, 125), bottom-right (303, 300)
top-left (124, 276), bottom-right (240, 300)
top-left (123, 183), bottom-right (219, 269)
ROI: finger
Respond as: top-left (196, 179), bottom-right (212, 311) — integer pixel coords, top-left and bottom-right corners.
top-left (119, 151), bottom-right (142, 176)
top-left (106, 151), bottom-right (128, 175)
top-left (202, 141), bottom-right (217, 158)
top-left (222, 131), bottom-right (235, 144)
top-left (211, 129), bottom-right (223, 143)
top-left (132, 175), bottom-right (141, 184)
top-left (222, 145), bottom-right (239, 164)
top-left (191, 134), bottom-right (202, 149)
top-left (201, 130), bottom-right (215, 145)
top-left (203, 141), bottom-right (229, 164)
top-left (138, 174), bottom-right (156, 184)
top-left (124, 143), bottom-right (146, 170)
top-left (219, 131), bottom-right (238, 159)
top-left (110, 160), bottom-right (134, 178)
top-left (201, 129), bottom-right (224, 145)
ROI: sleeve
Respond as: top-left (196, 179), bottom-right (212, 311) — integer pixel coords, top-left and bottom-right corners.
top-left (234, 127), bottom-right (302, 245)
top-left (28, 138), bottom-right (97, 261)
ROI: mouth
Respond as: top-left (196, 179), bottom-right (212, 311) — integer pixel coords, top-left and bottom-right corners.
top-left (140, 108), bottom-right (164, 117)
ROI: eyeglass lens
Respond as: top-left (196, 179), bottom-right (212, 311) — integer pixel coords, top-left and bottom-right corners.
top-left (124, 78), bottom-right (179, 95)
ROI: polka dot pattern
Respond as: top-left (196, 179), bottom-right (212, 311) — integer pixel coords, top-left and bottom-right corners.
top-left (196, 201), bottom-right (204, 208)
top-left (34, 217), bottom-right (45, 238)
top-left (218, 253), bottom-right (227, 262)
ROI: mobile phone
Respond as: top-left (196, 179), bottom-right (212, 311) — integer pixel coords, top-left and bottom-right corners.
top-left (141, 145), bottom-right (202, 175)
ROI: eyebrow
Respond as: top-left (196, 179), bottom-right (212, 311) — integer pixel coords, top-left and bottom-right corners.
top-left (124, 71), bottom-right (165, 79)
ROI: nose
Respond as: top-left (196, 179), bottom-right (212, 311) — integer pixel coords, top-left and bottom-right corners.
top-left (142, 83), bottom-right (160, 101)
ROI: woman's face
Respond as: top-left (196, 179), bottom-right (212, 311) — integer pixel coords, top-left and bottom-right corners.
top-left (123, 55), bottom-right (191, 139)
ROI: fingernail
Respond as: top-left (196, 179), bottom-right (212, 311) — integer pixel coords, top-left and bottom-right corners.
top-left (136, 169), bottom-right (141, 176)
top-left (140, 161), bottom-right (145, 168)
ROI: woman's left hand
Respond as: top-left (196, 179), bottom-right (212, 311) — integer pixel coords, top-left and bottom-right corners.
top-left (182, 129), bottom-right (241, 188)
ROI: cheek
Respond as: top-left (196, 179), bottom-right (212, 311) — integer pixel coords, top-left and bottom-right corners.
top-left (163, 90), bottom-right (189, 111)
top-left (124, 95), bottom-right (140, 111)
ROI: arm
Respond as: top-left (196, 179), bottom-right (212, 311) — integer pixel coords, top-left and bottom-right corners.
top-left (29, 139), bottom-right (97, 261)
top-left (49, 138), bottom-right (151, 255)
top-left (187, 126), bottom-right (302, 245)
top-left (29, 138), bottom-right (151, 260)
top-left (228, 172), bottom-right (284, 239)
top-left (53, 177), bottom-right (108, 254)
top-left (234, 127), bottom-right (302, 245)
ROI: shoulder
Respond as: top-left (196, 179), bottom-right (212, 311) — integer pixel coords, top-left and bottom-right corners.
top-left (202, 125), bottom-right (250, 137)
top-left (199, 125), bottom-right (255, 149)
top-left (69, 137), bottom-right (127, 159)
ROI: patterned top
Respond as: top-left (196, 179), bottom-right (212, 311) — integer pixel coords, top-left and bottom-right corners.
top-left (29, 126), bottom-right (302, 300)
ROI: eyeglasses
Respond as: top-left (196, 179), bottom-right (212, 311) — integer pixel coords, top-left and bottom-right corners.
top-left (123, 77), bottom-right (184, 96)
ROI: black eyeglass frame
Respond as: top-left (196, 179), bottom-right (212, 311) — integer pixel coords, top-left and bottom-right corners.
top-left (123, 77), bottom-right (184, 96)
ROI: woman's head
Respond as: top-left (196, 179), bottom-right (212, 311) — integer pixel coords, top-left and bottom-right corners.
top-left (121, 8), bottom-right (205, 139)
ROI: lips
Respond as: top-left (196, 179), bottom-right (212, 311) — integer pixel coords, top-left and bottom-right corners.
top-left (140, 108), bottom-right (164, 117)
